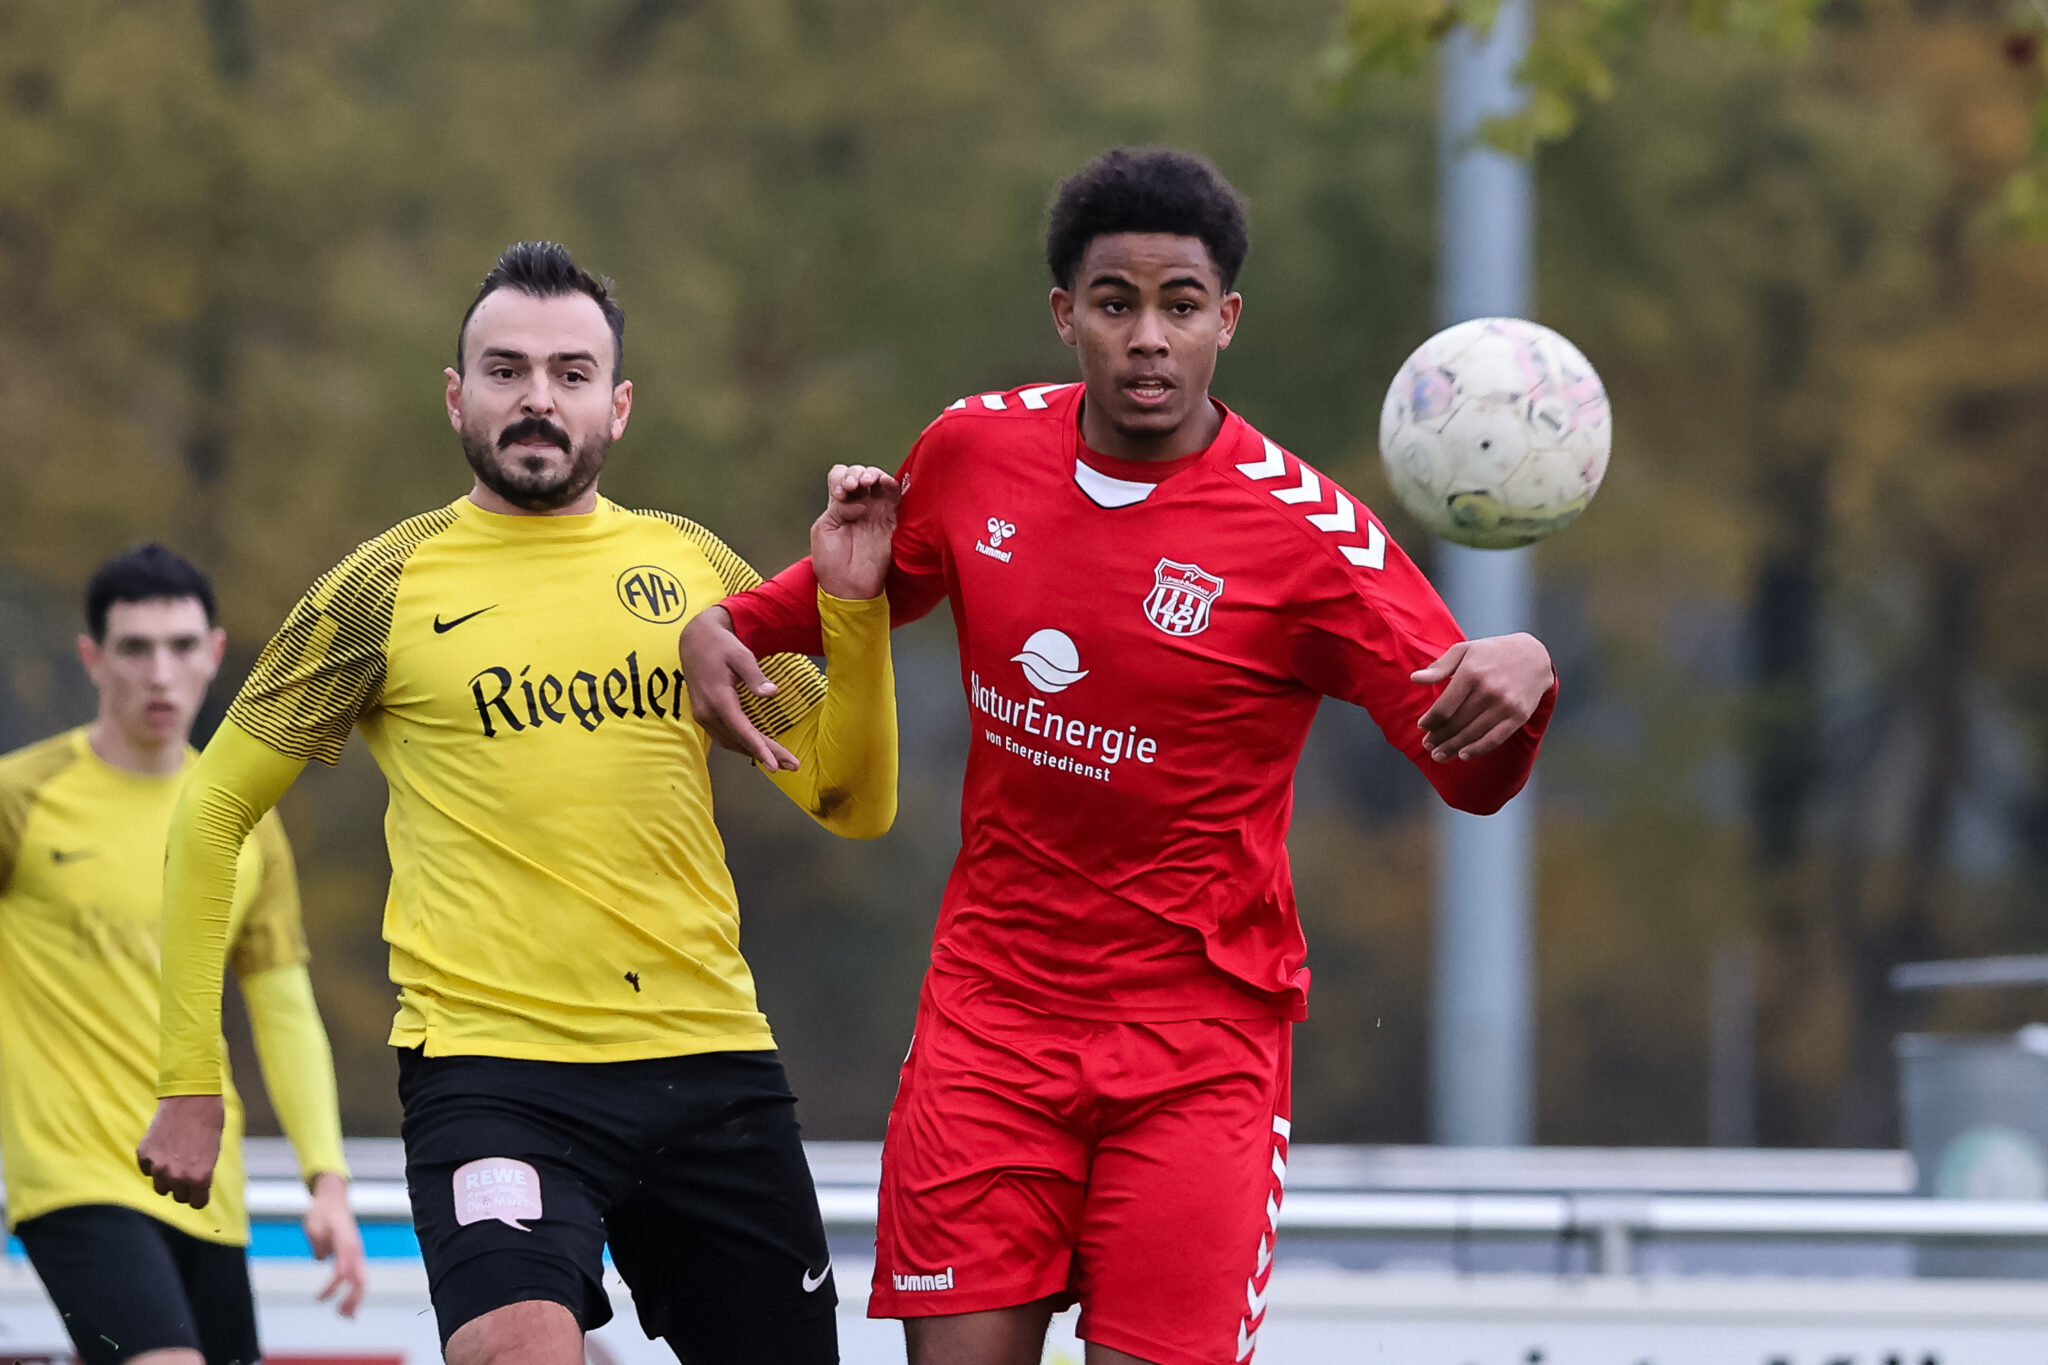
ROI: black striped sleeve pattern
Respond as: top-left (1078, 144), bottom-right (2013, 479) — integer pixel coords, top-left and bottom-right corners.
top-left (631, 509), bottom-right (829, 739)
top-left (0, 735), bottom-right (78, 894)
top-left (226, 507), bottom-right (461, 765)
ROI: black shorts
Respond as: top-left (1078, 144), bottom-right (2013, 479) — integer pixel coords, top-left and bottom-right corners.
top-left (14, 1204), bottom-right (259, 1365)
top-left (399, 1046), bottom-right (837, 1361)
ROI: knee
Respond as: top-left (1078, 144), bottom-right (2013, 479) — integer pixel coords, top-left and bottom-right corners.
top-left (445, 1299), bottom-right (583, 1365)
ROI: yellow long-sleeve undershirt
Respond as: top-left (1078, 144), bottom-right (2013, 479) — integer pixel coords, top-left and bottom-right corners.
top-left (241, 963), bottom-right (350, 1184)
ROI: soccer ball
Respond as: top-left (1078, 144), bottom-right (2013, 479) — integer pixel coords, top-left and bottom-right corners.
top-left (1377, 317), bottom-right (1611, 550)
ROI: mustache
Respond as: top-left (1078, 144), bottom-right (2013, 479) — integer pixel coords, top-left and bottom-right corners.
top-left (497, 417), bottom-right (572, 453)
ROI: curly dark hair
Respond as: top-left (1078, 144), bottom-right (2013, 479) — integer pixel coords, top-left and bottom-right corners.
top-left (456, 240), bottom-right (626, 381)
top-left (1045, 148), bottom-right (1250, 292)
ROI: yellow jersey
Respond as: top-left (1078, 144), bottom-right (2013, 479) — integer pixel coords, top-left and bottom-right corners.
top-left (0, 728), bottom-right (343, 1244)
top-left (160, 494), bottom-right (896, 1092)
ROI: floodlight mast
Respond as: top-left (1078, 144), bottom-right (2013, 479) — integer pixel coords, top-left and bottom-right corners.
top-left (1428, 0), bottom-right (1538, 1149)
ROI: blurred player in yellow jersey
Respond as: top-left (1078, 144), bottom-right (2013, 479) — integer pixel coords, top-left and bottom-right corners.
top-left (0, 545), bottom-right (363, 1365)
top-left (136, 242), bottom-right (900, 1365)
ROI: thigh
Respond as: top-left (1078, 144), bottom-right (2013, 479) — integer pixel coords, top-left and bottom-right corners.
top-left (602, 1051), bottom-right (836, 1357)
top-left (397, 1048), bottom-right (620, 1347)
top-left (870, 974), bottom-right (1093, 1322)
top-left (15, 1205), bottom-right (210, 1365)
top-left (1075, 1018), bottom-right (1292, 1365)
top-left (165, 1228), bottom-right (261, 1365)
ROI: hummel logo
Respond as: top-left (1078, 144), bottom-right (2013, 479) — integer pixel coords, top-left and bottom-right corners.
top-left (802, 1260), bottom-right (831, 1293)
top-left (975, 517), bottom-right (1017, 563)
top-left (50, 848), bottom-right (95, 864)
top-left (892, 1266), bottom-right (955, 1292)
top-left (433, 606), bottom-right (496, 634)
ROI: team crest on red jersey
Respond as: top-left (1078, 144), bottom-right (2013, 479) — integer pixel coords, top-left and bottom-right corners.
top-left (1143, 559), bottom-right (1224, 637)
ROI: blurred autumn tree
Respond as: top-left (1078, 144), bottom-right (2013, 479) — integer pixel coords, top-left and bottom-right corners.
top-left (1336, 0), bottom-right (2048, 1144)
top-left (2, 0), bottom-right (2045, 1147)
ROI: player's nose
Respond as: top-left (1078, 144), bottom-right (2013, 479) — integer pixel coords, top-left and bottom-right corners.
top-left (1127, 307), bottom-right (1171, 355)
top-left (518, 372), bottom-right (556, 414)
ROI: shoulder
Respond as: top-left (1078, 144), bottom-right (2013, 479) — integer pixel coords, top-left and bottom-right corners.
top-left (302, 503), bottom-right (466, 613)
top-left (0, 731), bottom-right (81, 805)
top-left (0, 732), bottom-right (80, 879)
top-left (916, 382), bottom-right (1078, 452)
top-left (617, 506), bottom-right (759, 596)
top-left (935, 381), bottom-right (1080, 424)
top-left (1215, 426), bottom-right (1394, 582)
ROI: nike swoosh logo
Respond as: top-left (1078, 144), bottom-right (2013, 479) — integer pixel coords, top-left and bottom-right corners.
top-left (433, 606), bottom-right (496, 634)
top-left (50, 848), bottom-right (95, 864)
top-left (802, 1260), bottom-right (831, 1293)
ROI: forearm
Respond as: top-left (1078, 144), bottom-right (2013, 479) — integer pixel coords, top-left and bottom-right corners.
top-left (158, 721), bottom-right (306, 1095)
top-left (766, 590), bottom-right (898, 838)
top-left (726, 556), bottom-right (944, 657)
top-left (726, 559), bottom-right (828, 656)
top-left (239, 964), bottom-right (349, 1184)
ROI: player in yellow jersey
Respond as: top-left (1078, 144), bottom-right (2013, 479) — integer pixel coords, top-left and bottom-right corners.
top-left (0, 545), bottom-right (362, 1365)
top-left (136, 242), bottom-right (901, 1365)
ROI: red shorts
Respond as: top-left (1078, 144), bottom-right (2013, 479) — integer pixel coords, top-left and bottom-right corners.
top-left (870, 971), bottom-right (1293, 1365)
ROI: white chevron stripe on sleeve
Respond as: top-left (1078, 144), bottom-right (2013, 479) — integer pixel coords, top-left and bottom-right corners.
top-left (1234, 437), bottom-right (1286, 479)
top-left (1270, 467), bottom-right (1322, 505)
top-left (1019, 384), bottom-right (1070, 409)
top-left (1306, 490), bottom-right (1356, 533)
top-left (1340, 523), bottom-right (1388, 571)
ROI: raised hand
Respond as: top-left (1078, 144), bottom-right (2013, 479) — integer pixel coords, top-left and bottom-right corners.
top-left (136, 1093), bottom-right (226, 1208)
top-left (811, 463), bottom-right (900, 601)
top-left (678, 606), bottom-right (801, 772)
top-left (1411, 633), bottom-right (1554, 762)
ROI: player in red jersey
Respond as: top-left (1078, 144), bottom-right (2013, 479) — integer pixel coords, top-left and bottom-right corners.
top-left (680, 149), bottom-right (1558, 1365)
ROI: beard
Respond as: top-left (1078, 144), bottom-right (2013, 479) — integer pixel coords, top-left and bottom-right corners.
top-left (461, 415), bottom-right (611, 512)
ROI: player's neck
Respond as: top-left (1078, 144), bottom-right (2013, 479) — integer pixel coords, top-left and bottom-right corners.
top-left (467, 481), bottom-right (601, 518)
top-left (1077, 393), bottom-right (1223, 464)
top-left (86, 716), bottom-right (186, 776)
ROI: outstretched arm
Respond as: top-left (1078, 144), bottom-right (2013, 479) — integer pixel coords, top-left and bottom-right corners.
top-left (758, 465), bottom-right (899, 835)
top-left (137, 721), bottom-right (306, 1208)
top-left (1291, 529), bottom-right (1555, 815)
top-left (683, 463), bottom-right (945, 769)
top-left (681, 466), bottom-right (903, 835)
top-left (242, 965), bottom-right (366, 1316)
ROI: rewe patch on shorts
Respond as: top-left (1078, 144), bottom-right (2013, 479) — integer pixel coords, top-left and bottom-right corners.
top-left (453, 1156), bottom-right (543, 1231)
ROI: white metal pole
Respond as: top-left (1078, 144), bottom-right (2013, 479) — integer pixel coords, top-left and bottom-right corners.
top-left (1429, 0), bottom-right (1538, 1149)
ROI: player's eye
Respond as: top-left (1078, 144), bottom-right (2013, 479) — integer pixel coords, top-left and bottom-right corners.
top-left (491, 368), bottom-right (517, 380)
top-left (1100, 298), bottom-right (1127, 314)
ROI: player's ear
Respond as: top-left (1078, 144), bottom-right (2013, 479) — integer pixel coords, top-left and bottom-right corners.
top-left (204, 627), bottom-right (227, 679)
top-left (1216, 292), bottom-right (1242, 351)
top-left (610, 378), bottom-right (633, 441)
top-left (444, 367), bottom-right (465, 432)
top-left (75, 633), bottom-right (102, 683)
top-left (1049, 287), bottom-right (1078, 347)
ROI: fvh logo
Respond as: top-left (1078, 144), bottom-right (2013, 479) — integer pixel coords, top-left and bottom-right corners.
top-left (1144, 559), bottom-right (1223, 637)
top-left (617, 565), bottom-right (686, 623)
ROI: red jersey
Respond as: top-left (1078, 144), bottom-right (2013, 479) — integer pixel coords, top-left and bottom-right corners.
top-left (725, 382), bottom-right (1553, 1021)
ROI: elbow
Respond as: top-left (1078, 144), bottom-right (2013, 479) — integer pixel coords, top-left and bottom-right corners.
top-left (1445, 789), bottom-right (1512, 817)
top-left (1434, 769), bottom-right (1531, 816)
top-left (808, 786), bottom-right (897, 840)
